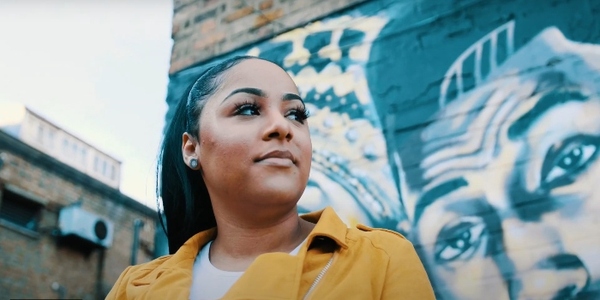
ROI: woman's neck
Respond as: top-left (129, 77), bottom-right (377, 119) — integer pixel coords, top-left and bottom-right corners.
top-left (208, 207), bottom-right (315, 272)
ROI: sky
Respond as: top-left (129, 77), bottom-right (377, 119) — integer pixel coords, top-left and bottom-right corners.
top-left (0, 0), bottom-right (174, 208)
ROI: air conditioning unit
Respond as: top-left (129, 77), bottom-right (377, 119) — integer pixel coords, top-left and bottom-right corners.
top-left (58, 206), bottom-right (114, 248)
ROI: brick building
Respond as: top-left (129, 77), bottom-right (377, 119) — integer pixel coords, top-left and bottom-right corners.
top-left (165, 0), bottom-right (600, 298)
top-left (0, 105), bottom-right (160, 299)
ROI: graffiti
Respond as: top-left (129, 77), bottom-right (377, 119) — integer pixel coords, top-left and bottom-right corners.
top-left (396, 23), bottom-right (600, 299)
top-left (166, 0), bottom-right (600, 298)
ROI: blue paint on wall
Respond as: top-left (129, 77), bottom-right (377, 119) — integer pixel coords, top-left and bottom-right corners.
top-left (165, 0), bottom-right (600, 298)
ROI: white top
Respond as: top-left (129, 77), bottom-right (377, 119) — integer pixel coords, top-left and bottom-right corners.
top-left (189, 240), bottom-right (305, 300)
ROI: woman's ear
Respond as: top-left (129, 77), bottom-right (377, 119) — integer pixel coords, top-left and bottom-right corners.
top-left (182, 132), bottom-right (201, 170)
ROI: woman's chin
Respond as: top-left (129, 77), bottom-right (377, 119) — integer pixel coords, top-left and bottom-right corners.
top-left (249, 182), bottom-right (305, 204)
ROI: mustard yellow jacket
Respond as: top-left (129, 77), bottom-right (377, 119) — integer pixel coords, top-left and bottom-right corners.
top-left (106, 207), bottom-right (435, 299)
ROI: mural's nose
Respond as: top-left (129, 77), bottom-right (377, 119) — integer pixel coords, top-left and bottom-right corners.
top-left (517, 254), bottom-right (589, 299)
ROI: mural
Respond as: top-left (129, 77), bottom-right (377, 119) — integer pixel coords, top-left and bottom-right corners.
top-left (395, 23), bottom-right (600, 300)
top-left (166, 0), bottom-right (600, 298)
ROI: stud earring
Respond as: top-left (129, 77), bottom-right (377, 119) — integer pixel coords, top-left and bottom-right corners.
top-left (190, 158), bottom-right (198, 169)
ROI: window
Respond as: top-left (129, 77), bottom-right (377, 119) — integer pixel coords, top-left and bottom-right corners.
top-left (0, 188), bottom-right (43, 232)
top-left (94, 156), bottom-right (99, 172)
top-left (102, 160), bottom-right (107, 177)
top-left (47, 130), bottom-right (55, 149)
top-left (37, 125), bottom-right (44, 143)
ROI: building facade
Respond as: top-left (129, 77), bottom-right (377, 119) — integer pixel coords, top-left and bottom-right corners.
top-left (0, 103), bottom-right (121, 189)
top-left (0, 107), bottom-right (159, 299)
top-left (166, 0), bottom-right (600, 298)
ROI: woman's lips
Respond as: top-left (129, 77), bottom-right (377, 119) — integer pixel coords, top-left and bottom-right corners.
top-left (255, 149), bottom-right (296, 167)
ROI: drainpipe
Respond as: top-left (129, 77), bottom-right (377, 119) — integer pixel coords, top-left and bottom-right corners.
top-left (96, 248), bottom-right (106, 300)
top-left (130, 219), bottom-right (144, 265)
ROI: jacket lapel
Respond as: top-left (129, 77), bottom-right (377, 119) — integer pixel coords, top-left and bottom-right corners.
top-left (222, 207), bottom-right (349, 299)
top-left (131, 207), bottom-right (349, 299)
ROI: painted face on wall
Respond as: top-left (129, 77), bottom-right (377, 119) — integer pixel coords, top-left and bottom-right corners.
top-left (400, 28), bottom-right (600, 299)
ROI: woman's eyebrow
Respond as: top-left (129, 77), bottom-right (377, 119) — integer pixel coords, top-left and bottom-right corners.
top-left (283, 93), bottom-right (305, 107)
top-left (222, 87), bottom-right (266, 104)
top-left (283, 93), bottom-right (303, 102)
top-left (221, 88), bottom-right (304, 105)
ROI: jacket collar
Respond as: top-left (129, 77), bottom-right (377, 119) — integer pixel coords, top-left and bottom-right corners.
top-left (129, 207), bottom-right (347, 289)
top-left (301, 206), bottom-right (348, 249)
top-left (174, 227), bottom-right (216, 267)
top-left (170, 206), bottom-right (348, 266)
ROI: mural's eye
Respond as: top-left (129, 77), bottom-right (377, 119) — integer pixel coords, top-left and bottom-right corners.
top-left (541, 135), bottom-right (599, 188)
top-left (434, 217), bottom-right (486, 264)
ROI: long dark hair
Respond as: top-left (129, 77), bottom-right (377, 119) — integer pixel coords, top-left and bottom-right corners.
top-left (158, 55), bottom-right (256, 254)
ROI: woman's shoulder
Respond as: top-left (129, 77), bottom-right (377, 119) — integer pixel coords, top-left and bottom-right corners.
top-left (126, 254), bottom-right (174, 274)
top-left (111, 255), bottom-right (175, 286)
top-left (346, 223), bottom-right (416, 255)
top-left (115, 230), bottom-right (213, 281)
top-left (307, 206), bottom-right (415, 255)
top-left (106, 254), bottom-right (191, 299)
top-left (344, 226), bottom-right (435, 298)
top-left (345, 224), bottom-right (430, 276)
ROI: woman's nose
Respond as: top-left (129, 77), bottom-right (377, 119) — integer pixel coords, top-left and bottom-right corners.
top-left (262, 110), bottom-right (292, 141)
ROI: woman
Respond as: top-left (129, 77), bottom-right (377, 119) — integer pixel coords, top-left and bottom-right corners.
top-left (107, 56), bottom-right (434, 299)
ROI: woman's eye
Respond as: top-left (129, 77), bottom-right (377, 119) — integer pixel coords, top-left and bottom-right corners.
top-left (286, 108), bottom-right (309, 123)
top-left (234, 103), bottom-right (260, 116)
top-left (434, 217), bottom-right (486, 264)
top-left (541, 135), bottom-right (599, 187)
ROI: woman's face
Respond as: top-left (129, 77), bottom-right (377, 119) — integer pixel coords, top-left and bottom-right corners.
top-left (189, 59), bottom-right (312, 212)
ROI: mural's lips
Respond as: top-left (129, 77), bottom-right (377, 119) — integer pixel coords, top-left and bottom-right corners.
top-left (255, 150), bottom-right (296, 164)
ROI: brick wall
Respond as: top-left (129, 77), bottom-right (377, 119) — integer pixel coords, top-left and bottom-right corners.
top-left (164, 0), bottom-right (600, 298)
top-left (169, 0), bottom-right (368, 73)
top-left (0, 133), bottom-right (157, 299)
